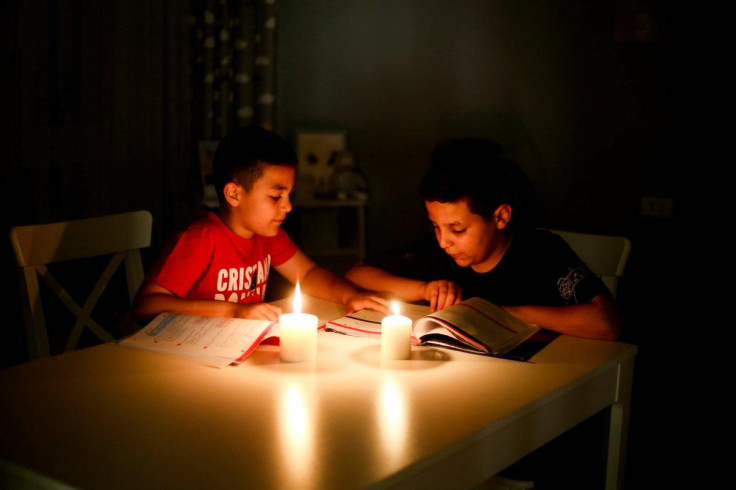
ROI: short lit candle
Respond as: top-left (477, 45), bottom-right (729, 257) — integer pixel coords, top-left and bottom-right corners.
top-left (381, 301), bottom-right (412, 361)
top-left (279, 282), bottom-right (318, 362)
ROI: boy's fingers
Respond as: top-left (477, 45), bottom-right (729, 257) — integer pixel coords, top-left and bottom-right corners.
top-left (429, 281), bottom-right (462, 311)
top-left (445, 287), bottom-right (461, 309)
top-left (428, 288), bottom-right (438, 311)
top-left (436, 289), bottom-right (448, 311)
top-left (438, 281), bottom-right (453, 310)
top-left (344, 295), bottom-right (389, 316)
top-left (439, 292), bottom-right (452, 310)
top-left (365, 296), bottom-right (391, 315)
top-left (370, 296), bottom-right (390, 310)
top-left (373, 299), bottom-right (391, 315)
top-left (245, 303), bottom-right (282, 320)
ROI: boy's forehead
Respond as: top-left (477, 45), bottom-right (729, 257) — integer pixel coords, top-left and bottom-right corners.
top-left (258, 164), bottom-right (295, 188)
top-left (425, 199), bottom-right (472, 222)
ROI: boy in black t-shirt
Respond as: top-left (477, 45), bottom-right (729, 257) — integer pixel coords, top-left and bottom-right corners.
top-left (346, 137), bottom-right (620, 340)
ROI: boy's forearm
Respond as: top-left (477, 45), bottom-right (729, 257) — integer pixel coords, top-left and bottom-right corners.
top-left (300, 265), bottom-right (361, 305)
top-left (132, 292), bottom-right (237, 324)
top-left (344, 264), bottom-right (426, 302)
top-left (502, 295), bottom-right (621, 340)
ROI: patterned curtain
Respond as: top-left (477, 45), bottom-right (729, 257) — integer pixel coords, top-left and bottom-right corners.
top-left (189, 0), bottom-right (278, 140)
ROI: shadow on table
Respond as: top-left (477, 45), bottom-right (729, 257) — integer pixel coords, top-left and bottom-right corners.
top-left (236, 343), bottom-right (451, 373)
top-left (352, 345), bottom-right (450, 369)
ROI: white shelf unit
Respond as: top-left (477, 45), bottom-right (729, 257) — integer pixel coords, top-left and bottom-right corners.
top-left (287, 198), bottom-right (367, 271)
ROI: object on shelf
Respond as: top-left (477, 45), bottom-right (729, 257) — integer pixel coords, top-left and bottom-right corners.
top-left (295, 128), bottom-right (347, 199)
top-left (330, 150), bottom-right (369, 201)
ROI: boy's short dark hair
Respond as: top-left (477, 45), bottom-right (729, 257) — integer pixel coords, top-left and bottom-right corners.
top-left (419, 137), bottom-right (537, 230)
top-left (213, 126), bottom-right (297, 201)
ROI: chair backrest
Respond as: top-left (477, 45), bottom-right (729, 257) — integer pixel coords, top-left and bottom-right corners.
top-left (545, 228), bottom-right (631, 299)
top-left (9, 211), bottom-right (153, 359)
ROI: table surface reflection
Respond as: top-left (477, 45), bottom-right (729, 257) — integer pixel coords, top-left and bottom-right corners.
top-left (0, 296), bottom-right (636, 490)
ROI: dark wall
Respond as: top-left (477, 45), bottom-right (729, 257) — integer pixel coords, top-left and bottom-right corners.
top-left (277, 1), bottom-right (676, 244)
top-left (4, 0), bottom-right (195, 235)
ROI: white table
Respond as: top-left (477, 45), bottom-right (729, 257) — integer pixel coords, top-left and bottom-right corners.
top-left (0, 297), bottom-right (636, 489)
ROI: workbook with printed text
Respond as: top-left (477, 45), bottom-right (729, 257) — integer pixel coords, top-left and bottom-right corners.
top-left (119, 313), bottom-right (280, 367)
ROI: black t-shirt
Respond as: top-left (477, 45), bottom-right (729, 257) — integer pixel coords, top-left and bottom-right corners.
top-left (363, 228), bottom-right (609, 307)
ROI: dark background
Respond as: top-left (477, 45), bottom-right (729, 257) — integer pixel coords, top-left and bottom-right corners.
top-left (3, 1), bottom-right (727, 487)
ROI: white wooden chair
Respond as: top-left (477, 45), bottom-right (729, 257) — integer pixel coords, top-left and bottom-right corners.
top-left (9, 210), bottom-right (153, 359)
top-left (546, 228), bottom-right (632, 299)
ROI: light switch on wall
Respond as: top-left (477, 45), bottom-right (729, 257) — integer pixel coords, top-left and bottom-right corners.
top-left (641, 196), bottom-right (673, 218)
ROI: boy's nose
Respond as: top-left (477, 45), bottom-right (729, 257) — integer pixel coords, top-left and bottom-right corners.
top-left (282, 196), bottom-right (293, 213)
top-left (437, 230), bottom-right (451, 249)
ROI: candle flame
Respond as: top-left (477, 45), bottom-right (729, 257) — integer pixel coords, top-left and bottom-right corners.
top-left (293, 281), bottom-right (302, 314)
top-left (391, 300), bottom-right (400, 316)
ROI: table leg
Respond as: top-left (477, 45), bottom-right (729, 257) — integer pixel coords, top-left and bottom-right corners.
top-left (605, 357), bottom-right (635, 490)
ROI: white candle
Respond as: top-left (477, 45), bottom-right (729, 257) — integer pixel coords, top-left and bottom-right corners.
top-left (279, 282), bottom-right (318, 362)
top-left (381, 301), bottom-right (412, 361)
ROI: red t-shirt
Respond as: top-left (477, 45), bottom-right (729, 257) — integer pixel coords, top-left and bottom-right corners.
top-left (147, 212), bottom-right (297, 303)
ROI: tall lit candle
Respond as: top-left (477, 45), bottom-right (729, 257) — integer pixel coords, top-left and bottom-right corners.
top-left (381, 301), bottom-right (412, 361)
top-left (279, 282), bottom-right (318, 362)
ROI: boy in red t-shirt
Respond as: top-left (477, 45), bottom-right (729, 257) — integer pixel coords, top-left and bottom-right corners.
top-left (132, 126), bottom-right (389, 323)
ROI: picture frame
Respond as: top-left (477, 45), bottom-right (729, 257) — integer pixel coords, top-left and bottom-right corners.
top-left (294, 128), bottom-right (348, 198)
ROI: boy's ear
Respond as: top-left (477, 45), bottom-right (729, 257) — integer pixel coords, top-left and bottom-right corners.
top-left (223, 182), bottom-right (242, 207)
top-left (494, 204), bottom-right (512, 229)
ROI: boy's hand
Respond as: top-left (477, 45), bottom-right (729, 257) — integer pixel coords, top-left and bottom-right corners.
top-left (344, 294), bottom-right (391, 316)
top-left (234, 303), bottom-right (283, 321)
top-left (423, 280), bottom-right (463, 312)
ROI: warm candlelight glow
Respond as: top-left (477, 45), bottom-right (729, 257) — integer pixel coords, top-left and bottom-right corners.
top-left (280, 280), bottom-right (318, 362)
top-left (285, 385), bottom-right (308, 441)
top-left (293, 280), bottom-right (302, 313)
top-left (279, 384), bottom-right (314, 486)
top-left (391, 300), bottom-right (400, 315)
top-left (378, 380), bottom-right (407, 461)
top-left (381, 381), bottom-right (404, 429)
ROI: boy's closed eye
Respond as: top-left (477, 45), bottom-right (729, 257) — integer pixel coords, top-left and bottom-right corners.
top-left (270, 191), bottom-right (292, 201)
top-left (431, 223), bottom-right (466, 235)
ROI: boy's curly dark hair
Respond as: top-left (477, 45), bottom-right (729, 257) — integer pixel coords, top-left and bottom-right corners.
top-left (419, 137), bottom-right (537, 230)
top-left (212, 126), bottom-right (297, 202)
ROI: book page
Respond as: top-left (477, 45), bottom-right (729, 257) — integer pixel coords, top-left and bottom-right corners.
top-left (325, 312), bottom-right (382, 337)
top-left (413, 315), bottom-right (488, 353)
top-left (413, 297), bottom-right (539, 355)
top-left (325, 302), bottom-right (430, 337)
top-left (120, 313), bottom-right (276, 363)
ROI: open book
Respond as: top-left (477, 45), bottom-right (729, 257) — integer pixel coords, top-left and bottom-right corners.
top-left (326, 297), bottom-right (546, 360)
top-left (119, 313), bottom-right (279, 368)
